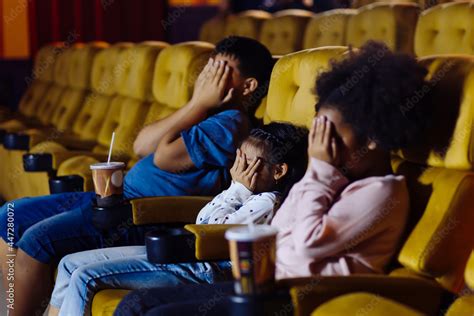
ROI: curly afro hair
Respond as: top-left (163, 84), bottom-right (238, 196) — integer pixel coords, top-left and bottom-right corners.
top-left (315, 41), bottom-right (431, 151)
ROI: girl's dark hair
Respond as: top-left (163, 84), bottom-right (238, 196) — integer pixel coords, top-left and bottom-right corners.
top-left (247, 122), bottom-right (309, 200)
top-left (315, 41), bottom-right (431, 150)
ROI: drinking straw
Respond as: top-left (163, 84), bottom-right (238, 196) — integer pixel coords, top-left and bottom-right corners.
top-left (107, 132), bottom-right (115, 164)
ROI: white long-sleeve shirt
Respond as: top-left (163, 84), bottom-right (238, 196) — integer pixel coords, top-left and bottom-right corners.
top-left (196, 181), bottom-right (281, 225)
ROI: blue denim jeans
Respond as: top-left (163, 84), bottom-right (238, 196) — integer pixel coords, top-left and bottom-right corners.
top-left (0, 192), bottom-right (167, 263)
top-left (50, 246), bottom-right (233, 316)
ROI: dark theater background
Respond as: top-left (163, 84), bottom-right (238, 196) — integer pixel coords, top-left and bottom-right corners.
top-left (0, 0), bottom-right (225, 111)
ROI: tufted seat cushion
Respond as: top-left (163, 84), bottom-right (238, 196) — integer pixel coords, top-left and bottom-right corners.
top-left (346, 3), bottom-right (420, 54)
top-left (199, 16), bottom-right (228, 44)
top-left (260, 9), bottom-right (314, 55)
top-left (264, 46), bottom-right (348, 127)
top-left (303, 9), bottom-right (357, 49)
top-left (91, 43), bottom-right (133, 96)
top-left (114, 42), bottom-right (169, 102)
top-left (415, 1), bottom-right (474, 57)
top-left (224, 10), bottom-right (271, 40)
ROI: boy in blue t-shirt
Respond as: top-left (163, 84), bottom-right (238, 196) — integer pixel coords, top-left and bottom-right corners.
top-left (0, 36), bottom-right (274, 315)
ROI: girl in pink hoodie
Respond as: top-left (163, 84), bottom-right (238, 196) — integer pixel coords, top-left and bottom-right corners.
top-left (273, 41), bottom-right (430, 277)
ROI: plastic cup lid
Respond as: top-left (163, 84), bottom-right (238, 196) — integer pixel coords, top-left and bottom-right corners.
top-left (225, 225), bottom-right (278, 241)
top-left (90, 162), bottom-right (126, 170)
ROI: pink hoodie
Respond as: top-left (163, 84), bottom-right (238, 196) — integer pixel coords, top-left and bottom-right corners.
top-left (271, 158), bottom-right (409, 279)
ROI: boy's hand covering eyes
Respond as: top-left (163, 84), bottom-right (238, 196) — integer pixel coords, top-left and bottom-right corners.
top-left (192, 58), bottom-right (234, 110)
top-left (230, 148), bottom-right (262, 192)
top-left (308, 116), bottom-right (341, 167)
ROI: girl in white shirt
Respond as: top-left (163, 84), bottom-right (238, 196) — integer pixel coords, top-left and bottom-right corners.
top-left (197, 122), bottom-right (308, 225)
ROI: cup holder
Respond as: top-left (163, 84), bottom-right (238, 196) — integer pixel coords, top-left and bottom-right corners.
top-left (146, 227), bottom-right (196, 264)
top-left (24, 153), bottom-right (53, 172)
top-left (3, 133), bottom-right (30, 150)
top-left (49, 175), bottom-right (84, 194)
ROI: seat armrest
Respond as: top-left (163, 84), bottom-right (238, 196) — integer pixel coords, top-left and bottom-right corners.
top-left (277, 275), bottom-right (448, 316)
top-left (130, 196), bottom-right (213, 225)
top-left (184, 224), bottom-right (244, 261)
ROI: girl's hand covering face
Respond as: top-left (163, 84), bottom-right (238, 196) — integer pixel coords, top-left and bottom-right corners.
top-left (230, 148), bottom-right (262, 192)
top-left (308, 116), bottom-right (341, 167)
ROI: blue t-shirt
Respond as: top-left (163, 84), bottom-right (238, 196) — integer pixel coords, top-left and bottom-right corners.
top-left (124, 109), bottom-right (249, 199)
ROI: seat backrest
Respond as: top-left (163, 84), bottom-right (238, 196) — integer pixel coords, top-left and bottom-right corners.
top-left (31, 42), bottom-right (65, 84)
top-left (32, 44), bottom-right (78, 124)
top-left (263, 46), bottom-right (348, 128)
top-left (90, 43), bottom-right (134, 96)
top-left (397, 56), bottom-right (474, 170)
top-left (414, 2), bottom-right (474, 57)
top-left (224, 10), bottom-right (271, 40)
top-left (303, 9), bottom-right (357, 49)
top-left (68, 41), bottom-right (108, 90)
top-left (391, 56), bottom-right (474, 293)
top-left (93, 43), bottom-right (168, 159)
top-left (115, 41), bottom-right (169, 102)
top-left (17, 43), bottom-right (67, 117)
top-left (259, 9), bottom-right (314, 55)
top-left (199, 16), bottom-right (228, 44)
top-left (71, 44), bottom-right (132, 140)
top-left (50, 43), bottom-right (106, 131)
top-left (346, 3), bottom-right (420, 54)
top-left (53, 44), bottom-right (77, 87)
top-left (150, 41), bottom-right (214, 122)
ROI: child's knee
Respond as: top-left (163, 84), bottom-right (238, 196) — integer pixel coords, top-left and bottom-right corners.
top-left (58, 253), bottom-right (82, 276)
top-left (70, 265), bottom-right (96, 290)
top-left (16, 224), bottom-right (53, 264)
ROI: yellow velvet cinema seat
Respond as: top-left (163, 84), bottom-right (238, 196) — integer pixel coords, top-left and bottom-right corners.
top-left (2, 42), bottom-right (107, 144)
top-left (9, 43), bottom-right (136, 199)
top-left (259, 9), bottom-right (314, 55)
top-left (3, 43), bottom-right (167, 199)
top-left (89, 46), bottom-right (349, 316)
top-left (303, 9), bottom-right (357, 49)
top-left (0, 43), bottom-right (64, 125)
top-left (199, 15), bottom-right (229, 44)
top-left (0, 43), bottom-right (71, 135)
top-left (311, 251), bottom-right (474, 316)
top-left (346, 2), bottom-right (420, 54)
top-left (414, 1), bottom-right (474, 57)
top-left (0, 43), bottom-right (100, 200)
top-left (224, 10), bottom-right (271, 40)
top-left (52, 41), bottom-right (213, 193)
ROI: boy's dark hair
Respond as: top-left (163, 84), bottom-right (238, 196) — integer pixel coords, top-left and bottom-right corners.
top-left (248, 122), bottom-right (308, 200)
top-left (315, 41), bottom-right (431, 150)
top-left (214, 36), bottom-right (274, 115)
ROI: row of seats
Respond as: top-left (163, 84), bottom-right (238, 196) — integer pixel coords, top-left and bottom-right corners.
top-left (0, 15), bottom-right (472, 316)
top-left (90, 47), bottom-right (474, 315)
top-left (0, 41), bottom-right (213, 199)
top-left (200, 1), bottom-right (474, 56)
top-left (352, 0), bottom-right (455, 9)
